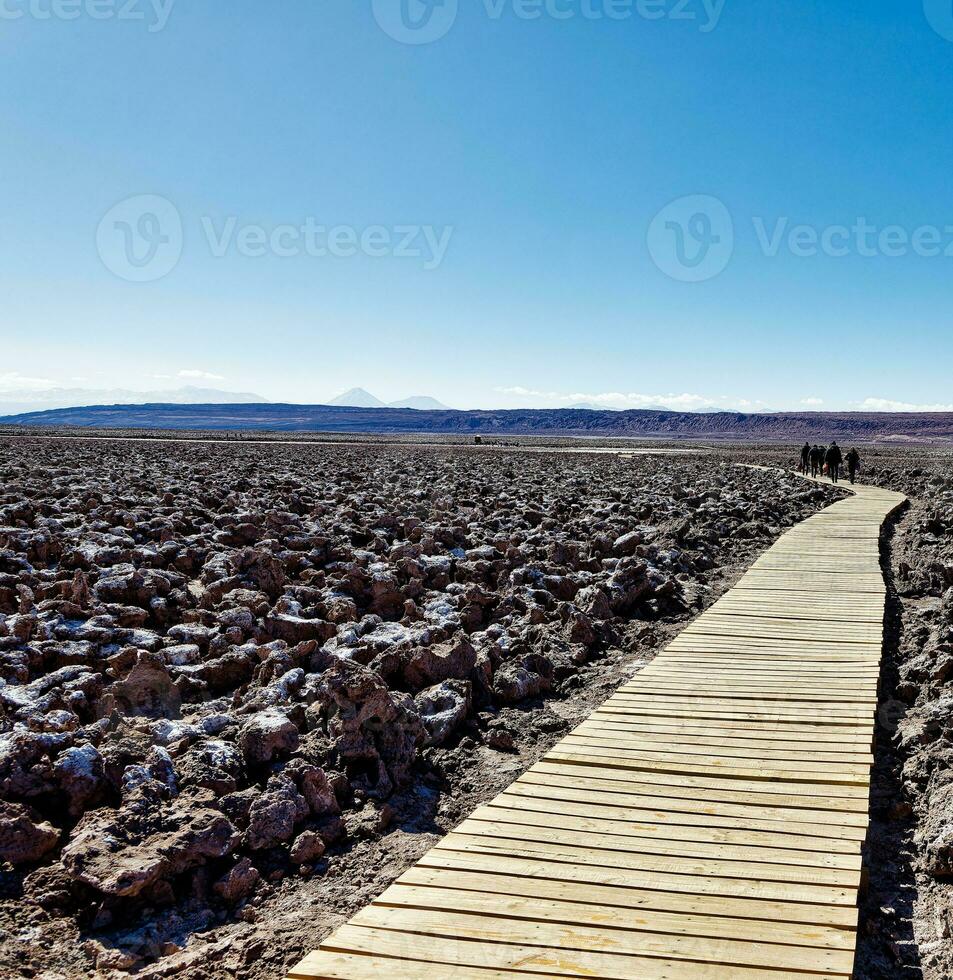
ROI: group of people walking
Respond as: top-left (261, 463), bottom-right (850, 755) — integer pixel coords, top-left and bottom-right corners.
top-left (799, 441), bottom-right (861, 484)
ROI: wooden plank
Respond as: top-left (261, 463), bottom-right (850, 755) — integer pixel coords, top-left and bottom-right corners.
top-left (288, 952), bottom-right (542, 979)
top-left (638, 665), bottom-right (880, 680)
top-left (544, 748), bottom-right (872, 785)
top-left (530, 760), bottom-right (871, 806)
top-left (616, 684), bottom-right (879, 704)
top-left (563, 731), bottom-right (874, 765)
top-left (439, 831), bottom-right (861, 889)
top-left (590, 705), bottom-right (873, 727)
top-left (662, 641), bottom-right (883, 653)
top-left (705, 607), bottom-right (883, 624)
top-left (418, 848), bottom-right (860, 912)
top-left (349, 906), bottom-right (857, 975)
top-left (646, 661), bottom-right (881, 675)
top-left (474, 802), bottom-right (863, 856)
top-left (597, 693), bottom-right (876, 712)
top-left (576, 720), bottom-right (874, 748)
top-left (623, 678), bottom-right (880, 695)
top-left (452, 819), bottom-right (862, 877)
top-left (403, 857), bottom-right (860, 927)
top-left (314, 925), bottom-right (849, 980)
top-left (655, 655), bottom-right (881, 668)
top-left (705, 597), bottom-right (883, 624)
top-left (590, 712), bottom-right (874, 742)
top-left (386, 878), bottom-right (861, 947)
top-left (505, 780), bottom-right (869, 838)
top-left (575, 718), bottom-right (874, 749)
top-left (558, 734), bottom-right (873, 769)
top-left (429, 839), bottom-right (860, 905)
top-left (662, 642), bottom-right (883, 657)
top-left (370, 885), bottom-right (857, 971)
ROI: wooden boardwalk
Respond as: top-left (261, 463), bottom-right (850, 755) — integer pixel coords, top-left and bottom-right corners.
top-left (286, 477), bottom-right (906, 980)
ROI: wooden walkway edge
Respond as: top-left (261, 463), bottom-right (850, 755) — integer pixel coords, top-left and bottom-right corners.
top-left (285, 475), bottom-right (906, 980)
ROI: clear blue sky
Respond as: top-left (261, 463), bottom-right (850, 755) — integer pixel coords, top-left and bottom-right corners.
top-left (3, 0), bottom-right (953, 411)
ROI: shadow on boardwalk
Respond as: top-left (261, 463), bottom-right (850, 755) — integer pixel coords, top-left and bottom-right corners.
top-left (855, 503), bottom-right (922, 980)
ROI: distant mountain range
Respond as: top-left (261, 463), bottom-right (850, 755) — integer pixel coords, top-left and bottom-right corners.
top-left (3, 402), bottom-right (953, 443)
top-left (328, 388), bottom-right (450, 411)
top-left (0, 384), bottom-right (451, 416)
top-left (567, 402), bottom-right (621, 411)
top-left (0, 385), bottom-right (267, 416)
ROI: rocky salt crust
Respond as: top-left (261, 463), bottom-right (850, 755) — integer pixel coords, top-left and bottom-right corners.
top-left (851, 457), bottom-right (953, 980)
top-left (0, 437), bottom-right (838, 978)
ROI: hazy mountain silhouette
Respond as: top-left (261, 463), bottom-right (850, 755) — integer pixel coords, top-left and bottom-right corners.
top-left (329, 388), bottom-right (449, 410)
top-left (0, 385), bottom-right (267, 416)
top-left (388, 396), bottom-right (450, 410)
top-left (327, 388), bottom-right (387, 408)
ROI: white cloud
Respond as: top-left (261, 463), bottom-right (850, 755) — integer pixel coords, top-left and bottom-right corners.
top-left (855, 397), bottom-right (953, 412)
top-left (801, 397), bottom-right (824, 406)
top-left (495, 387), bottom-right (767, 412)
top-left (177, 369), bottom-right (225, 382)
top-left (0, 372), bottom-right (58, 391)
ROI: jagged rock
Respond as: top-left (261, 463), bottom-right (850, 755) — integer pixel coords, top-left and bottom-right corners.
top-left (176, 739), bottom-right (244, 794)
top-left (265, 613), bottom-right (335, 644)
top-left (287, 762), bottom-right (339, 815)
top-left (612, 530), bottom-right (643, 556)
top-left (245, 776), bottom-right (308, 850)
top-left (314, 660), bottom-right (424, 796)
top-left (53, 743), bottom-right (106, 816)
top-left (926, 826), bottom-right (953, 878)
top-left (415, 679), bottom-right (471, 746)
top-left (920, 783), bottom-right (953, 879)
top-left (289, 830), bottom-right (326, 864)
top-left (494, 663), bottom-right (546, 704)
top-left (235, 548), bottom-right (286, 600)
top-left (61, 787), bottom-right (236, 898)
top-left (575, 584), bottom-right (613, 621)
top-left (237, 709), bottom-right (299, 765)
top-left (404, 635), bottom-right (477, 689)
top-left (213, 856), bottom-right (260, 902)
top-left (99, 652), bottom-right (181, 720)
top-left (0, 800), bottom-right (59, 865)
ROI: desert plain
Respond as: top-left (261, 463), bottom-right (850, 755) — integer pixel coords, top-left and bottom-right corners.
top-left (0, 434), bottom-right (950, 979)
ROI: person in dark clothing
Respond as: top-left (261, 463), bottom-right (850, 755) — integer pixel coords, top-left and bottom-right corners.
top-left (846, 448), bottom-right (860, 484)
top-left (826, 441), bottom-right (843, 483)
top-left (799, 442), bottom-right (811, 474)
top-left (809, 444), bottom-right (822, 477)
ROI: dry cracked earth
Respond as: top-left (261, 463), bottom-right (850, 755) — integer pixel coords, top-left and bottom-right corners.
top-left (0, 435), bottom-right (950, 979)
